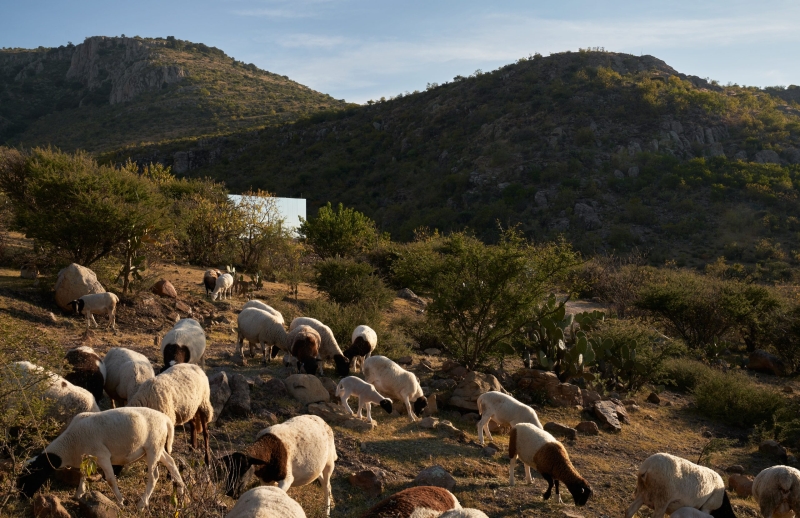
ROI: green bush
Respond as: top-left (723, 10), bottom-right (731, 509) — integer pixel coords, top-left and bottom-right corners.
top-left (658, 358), bottom-right (714, 392)
top-left (313, 257), bottom-right (393, 308)
top-left (299, 202), bottom-right (380, 259)
top-left (693, 370), bottom-right (784, 427)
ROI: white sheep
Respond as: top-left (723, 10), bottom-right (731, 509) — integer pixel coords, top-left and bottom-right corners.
top-left (212, 273), bottom-right (234, 300)
top-left (476, 391), bottom-right (542, 446)
top-left (625, 453), bottom-right (736, 518)
top-left (361, 486), bottom-right (461, 517)
top-left (161, 318), bottom-right (206, 371)
top-left (752, 465), bottom-right (800, 518)
top-left (102, 347), bottom-right (155, 407)
top-left (440, 510), bottom-right (490, 518)
top-left (241, 300), bottom-right (284, 325)
top-left (335, 376), bottom-right (393, 423)
top-left (290, 317), bottom-right (350, 376)
top-left (128, 363), bottom-right (213, 464)
top-left (69, 292), bottom-right (119, 330)
top-left (225, 486), bottom-right (307, 518)
top-left (509, 423), bottom-right (592, 506)
top-left (343, 325), bottom-right (377, 372)
top-left (237, 307), bottom-right (288, 364)
top-left (221, 415), bottom-right (337, 516)
top-left (64, 346), bottom-right (106, 404)
top-left (362, 355), bottom-right (427, 422)
top-left (204, 269), bottom-right (221, 297)
top-left (16, 407), bottom-right (185, 510)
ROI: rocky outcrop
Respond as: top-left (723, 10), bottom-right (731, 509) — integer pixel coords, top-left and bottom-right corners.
top-left (151, 279), bottom-right (178, 299)
top-left (448, 372), bottom-right (506, 411)
top-left (285, 374), bottom-right (330, 405)
top-left (54, 263), bottom-right (105, 311)
top-left (413, 465), bottom-right (456, 490)
top-left (574, 203), bottom-right (602, 230)
top-left (515, 369), bottom-right (582, 407)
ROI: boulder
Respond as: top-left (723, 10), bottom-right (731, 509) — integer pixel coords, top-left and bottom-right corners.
top-left (728, 474), bottom-right (753, 498)
top-left (516, 369), bottom-right (582, 407)
top-left (263, 378), bottom-right (288, 398)
top-left (308, 402), bottom-right (376, 431)
top-left (54, 263), bottom-right (105, 311)
top-left (419, 417), bottom-right (438, 429)
top-left (576, 421), bottom-right (600, 436)
top-left (593, 401), bottom-right (622, 432)
top-left (397, 288), bottom-right (427, 307)
top-left (349, 469), bottom-right (384, 497)
top-left (151, 279), bottom-right (178, 299)
top-left (759, 440), bottom-right (788, 461)
top-left (413, 465), bottom-right (456, 491)
top-left (319, 377), bottom-right (338, 400)
top-left (208, 371), bottom-right (231, 422)
top-left (77, 490), bottom-right (119, 518)
top-left (33, 494), bottom-right (70, 518)
top-left (449, 373), bottom-right (505, 411)
top-left (582, 390), bottom-right (601, 407)
top-left (574, 202), bottom-right (602, 230)
top-left (285, 374), bottom-right (330, 405)
top-left (482, 446), bottom-right (498, 457)
top-left (423, 394), bottom-right (438, 416)
top-left (175, 300), bottom-right (192, 313)
top-left (544, 422), bottom-right (577, 441)
top-left (748, 350), bottom-right (786, 377)
top-left (396, 356), bottom-right (413, 366)
top-left (224, 374), bottom-right (251, 416)
top-left (646, 392), bottom-right (660, 404)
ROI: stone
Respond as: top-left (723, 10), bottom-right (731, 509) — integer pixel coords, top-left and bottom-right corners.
top-left (284, 374), bottom-right (330, 405)
top-left (621, 399), bottom-right (636, 406)
top-left (207, 371), bottom-right (231, 422)
top-left (20, 264), bottom-right (39, 280)
top-left (725, 465), bottom-right (745, 474)
top-left (544, 422), bottom-right (578, 440)
top-left (263, 377), bottom-right (287, 398)
top-left (582, 390), bottom-right (601, 407)
top-left (755, 149), bottom-right (781, 164)
top-left (550, 217), bottom-right (570, 232)
top-left (33, 494), bottom-right (70, 518)
top-left (423, 394), bottom-right (438, 416)
top-left (54, 263), bottom-right (105, 311)
top-left (482, 446), bottom-right (498, 457)
top-left (646, 392), bottom-right (660, 404)
top-left (734, 150), bottom-right (748, 160)
top-left (319, 377), bottom-right (338, 400)
top-left (574, 202), bottom-right (602, 230)
top-left (349, 469), bottom-right (384, 497)
top-left (462, 412), bottom-right (480, 422)
top-left (397, 288), bottom-right (427, 307)
top-left (175, 300), bottom-right (192, 313)
top-left (419, 417), bottom-right (438, 429)
top-left (702, 430), bottom-right (713, 438)
top-left (561, 511), bottom-right (585, 518)
top-left (614, 169), bottom-right (625, 179)
top-left (396, 356), bottom-right (413, 366)
top-left (535, 190), bottom-right (549, 208)
top-left (77, 490), bottom-right (120, 518)
top-left (48, 312), bottom-right (58, 323)
top-left (576, 421), bottom-right (600, 435)
top-left (224, 373), bottom-right (251, 416)
top-left (728, 474), bottom-right (753, 498)
top-left (448, 366), bottom-right (468, 379)
top-left (626, 404), bottom-right (640, 413)
top-left (516, 369), bottom-right (582, 407)
top-left (748, 350), bottom-right (786, 377)
top-left (627, 166), bottom-right (639, 178)
top-left (308, 402), bottom-right (376, 431)
top-left (760, 440), bottom-right (787, 461)
top-left (424, 348), bottom-right (441, 355)
top-left (151, 279), bottom-right (178, 299)
top-left (449, 373), bottom-right (506, 411)
top-left (413, 465), bottom-right (456, 491)
top-left (593, 401), bottom-right (622, 432)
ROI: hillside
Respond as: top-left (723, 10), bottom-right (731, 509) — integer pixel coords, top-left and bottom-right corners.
top-left (113, 50), bottom-right (800, 274)
top-left (0, 36), bottom-right (348, 152)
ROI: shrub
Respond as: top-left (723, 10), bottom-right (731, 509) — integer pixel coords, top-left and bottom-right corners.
top-left (313, 257), bottom-right (393, 308)
top-left (299, 202), bottom-right (380, 259)
top-left (658, 358), bottom-right (714, 392)
top-left (693, 370), bottom-right (784, 428)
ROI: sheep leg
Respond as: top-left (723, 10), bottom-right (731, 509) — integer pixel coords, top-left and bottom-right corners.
top-left (404, 397), bottom-right (418, 422)
top-left (190, 415), bottom-right (199, 449)
top-left (96, 455), bottom-right (125, 506)
top-left (477, 413), bottom-right (493, 446)
top-left (277, 475), bottom-right (295, 492)
top-left (554, 479), bottom-right (563, 504)
top-left (75, 471), bottom-right (87, 499)
top-left (524, 464), bottom-right (532, 484)
top-left (320, 459), bottom-right (335, 516)
top-left (509, 455), bottom-right (517, 486)
top-left (542, 473), bottom-right (554, 501)
top-left (261, 341), bottom-right (268, 365)
top-left (365, 402), bottom-right (374, 423)
top-left (159, 450), bottom-right (186, 500)
top-left (624, 494), bottom-right (644, 518)
top-left (89, 313), bottom-right (99, 328)
top-left (108, 309), bottom-right (116, 330)
top-left (340, 393), bottom-right (354, 415)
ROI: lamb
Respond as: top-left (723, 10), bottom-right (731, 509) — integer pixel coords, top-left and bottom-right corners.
top-left (127, 363), bottom-right (213, 464)
top-left (212, 273), bottom-right (234, 300)
top-left (225, 486), bottom-right (307, 518)
top-left (335, 376), bottom-right (393, 423)
top-left (625, 452), bottom-right (736, 518)
top-left (287, 324), bottom-right (322, 375)
top-left (17, 407), bottom-right (185, 510)
top-left (102, 347), bottom-right (155, 407)
top-left (241, 300), bottom-right (284, 325)
top-left (161, 318), bottom-right (206, 371)
top-left (204, 269), bottom-right (221, 297)
top-left (752, 465), bottom-right (800, 518)
top-left (362, 355), bottom-right (427, 422)
top-left (359, 486), bottom-right (461, 518)
top-left (220, 415), bottom-right (337, 516)
top-left (64, 346), bottom-right (106, 403)
top-left (476, 391), bottom-right (542, 446)
top-left (440, 510), bottom-right (490, 518)
top-left (290, 317), bottom-right (350, 376)
top-left (509, 423), bottom-right (592, 506)
top-left (343, 325), bottom-right (377, 372)
top-left (237, 307), bottom-right (288, 364)
top-left (69, 292), bottom-right (119, 330)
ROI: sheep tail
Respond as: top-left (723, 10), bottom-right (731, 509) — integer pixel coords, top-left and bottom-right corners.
top-left (165, 419), bottom-right (175, 454)
top-left (509, 426), bottom-right (517, 459)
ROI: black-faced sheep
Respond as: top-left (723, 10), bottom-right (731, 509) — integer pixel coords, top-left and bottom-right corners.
top-left (363, 355), bottom-right (427, 422)
top-left (343, 325), bottom-right (377, 372)
top-left (335, 376), bottom-right (392, 423)
top-left (752, 465), bottom-right (800, 518)
top-left (225, 486), bottom-right (307, 518)
top-left (287, 324), bottom-right (322, 375)
top-left (359, 486), bottom-right (461, 518)
top-left (509, 423), bottom-right (592, 506)
top-left (64, 346), bottom-right (106, 403)
top-left (477, 391), bottom-right (542, 446)
top-left (17, 407), bottom-right (185, 510)
top-left (204, 269), bottom-right (221, 297)
top-left (289, 317), bottom-right (350, 376)
top-left (212, 273), bottom-right (234, 300)
top-left (102, 347), bottom-right (155, 407)
top-left (237, 307), bottom-right (288, 364)
top-left (69, 292), bottom-right (119, 330)
top-left (161, 318), bottom-right (206, 372)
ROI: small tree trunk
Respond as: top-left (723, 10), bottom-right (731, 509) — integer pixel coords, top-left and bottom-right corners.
top-left (122, 244), bottom-right (132, 295)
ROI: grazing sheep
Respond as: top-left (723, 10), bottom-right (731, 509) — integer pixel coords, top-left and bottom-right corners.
top-left (237, 308), bottom-right (288, 364)
top-left (161, 318), bottom-right (206, 371)
top-left (752, 465), bottom-right (800, 518)
top-left (335, 376), bottom-right (392, 423)
top-left (204, 269), bottom-right (221, 297)
top-left (225, 486), bottom-right (307, 518)
top-left (343, 325), bottom-right (377, 372)
top-left (509, 423), bottom-right (592, 506)
top-left (16, 407), bottom-right (185, 510)
top-left (64, 346), bottom-right (106, 403)
top-left (102, 347), bottom-right (155, 407)
top-left (440, 510), bottom-right (490, 518)
top-left (625, 453), bottom-right (736, 518)
top-left (241, 300), bottom-right (285, 325)
top-left (288, 325), bottom-right (322, 375)
top-left (362, 356), bottom-right (427, 422)
top-left (477, 391), bottom-right (542, 446)
top-left (220, 415), bottom-right (337, 516)
top-left (290, 317), bottom-right (350, 376)
top-left (127, 363), bottom-right (213, 464)
top-left (359, 486), bottom-right (461, 518)
top-left (69, 292), bottom-right (119, 330)
top-left (212, 273), bottom-right (234, 300)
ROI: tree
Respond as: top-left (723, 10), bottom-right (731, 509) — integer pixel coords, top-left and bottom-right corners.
top-left (233, 190), bottom-right (287, 272)
top-left (298, 202), bottom-right (379, 259)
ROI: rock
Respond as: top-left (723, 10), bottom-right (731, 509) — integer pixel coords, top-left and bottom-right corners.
top-left (646, 392), bottom-right (660, 404)
top-left (54, 263), bottom-right (105, 311)
top-left (748, 350), bottom-right (786, 377)
top-left (544, 422), bottom-right (578, 440)
top-left (419, 417), bottom-right (438, 429)
top-left (396, 356), bottom-right (413, 366)
top-left (449, 373), bottom-right (506, 411)
top-left (614, 169), bottom-right (625, 179)
top-left (319, 377), bottom-right (338, 400)
top-left (33, 494), bottom-right (70, 518)
top-left (726, 465), bottom-right (745, 474)
top-left (430, 378), bottom-right (457, 391)
top-left (574, 202), bottom-right (602, 230)
top-left (728, 474), bottom-right (754, 498)
top-left (207, 371), bottom-right (231, 422)
top-left (482, 446), bottom-right (498, 457)
top-left (413, 465), bottom-right (456, 490)
top-left (535, 190), bottom-right (549, 208)
top-left (626, 404), bottom-right (640, 413)
top-left (783, 386), bottom-right (794, 394)
top-left (622, 398), bottom-right (636, 406)
top-left (561, 511), bottom-right (585, 518)
top-left (20, 264), bottom-right (39, 280)
top-left (627, 166), bottom-right (639, 178)
top-left (582, 390), bottom-right (601, 407)
top-left (349, 469), bottom-right (384, 498)
top-left (437, 420), bottom-right (467, 441)
top-left (151, 279), bottom-right (178, 299)
top-left (48, 312), bottom-right (58, 323)
top-left (550, 217), bottom-right (570, 232)
top-left (576, 421), bottom-right (600, 435)
top-left (734, 150), bottom-right (748, 160)
top-left (593, 401), bottom-right (622, 432)
top-left (263, 378), bottom-right (288, 398)
top-left (424, 348), bottom-right (441, 355)
top-left (759, 440), bottom-right (788, 461)
top-left (224, 374), bottom-right (251, 416)
top-left (397, 288), bottom-right (427, 307)
top-left (342, 418), bottom-right (378, 432)
top-left (755, 149), bottom-right (781, 164)
top-left (284, 374), bottom-right (330, 405)
top-left (258, 410), bottom-right (279, 424)
top-left (462, 412), bottom-right (480, 422)
top-left (664, 401), bottom-right (673, 407)
top-left (423, 394), bottom-right (438, 416)
top-left (516, 369), bottom-right (582, 407)
top-left (419, 359), bottom-right (434, 371)
top-left (175, 300), bottom-right (192, 313)
top-left (308, 402), bottom-right (376, 431)
top-left (77, 490), bottom-right (120, 518)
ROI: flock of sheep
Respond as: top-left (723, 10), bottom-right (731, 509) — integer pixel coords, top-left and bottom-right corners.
top-left (5, 268), bottom-right (800, 517)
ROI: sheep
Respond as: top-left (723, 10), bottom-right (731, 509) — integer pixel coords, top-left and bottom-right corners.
top-left (64, 346), bottom-right (106, 404)
top-left (362, 355), bottom-right (427, 422)
top-left (625, 452), bottom-right (736, 518)
top-left (16, 407), bottom-right (185, 510)
top-left (343, 325), bottom-right (377, 372)
top-left (669, 508), bottom-right (714, 518)
top-left (752, 465), bottom-right (800, 518)
top-left (69, 292), bottom-right (119, 330)
top-left (102, 347), bottom-right (155, 407)
top-left (290, 317), bottom-right (350, 376)
top-left (509, 423), bottom-right (592, 506)
top-left (476, 391), bottom-right (542, 446)
top-left (237, 307), bottom-right (288, 364)
top-left (440, 510), bottom-right (490, 518)
top-left (225, 486), bottom-right (307, 518)
top-left (335, 376), bottom-right (393, 423)
top-left (212, 273), bottom-right (234, 300)
top-left (220, 415), bottom-right (337, 516)
top-left (161, 318), bottom-right (206, 372)
top-left (359, 486), bottom-right (461, 518)
top-left (241, 300), bottom-right (284, 325)
top-left (204, 269), bottom-right (221, 297)
top-left (127, 363), bottom-right (213, 464)
top-left (287, 324), bottom-right (322, 375)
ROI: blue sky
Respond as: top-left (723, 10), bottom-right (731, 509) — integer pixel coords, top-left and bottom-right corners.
top-left (2, 0), bottom-right (799, 104)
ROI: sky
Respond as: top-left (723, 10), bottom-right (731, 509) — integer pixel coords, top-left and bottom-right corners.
top-left (2, 0), bottom-right (799, 104)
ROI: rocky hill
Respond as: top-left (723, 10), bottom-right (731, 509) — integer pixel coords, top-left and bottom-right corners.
top-left (0, 36), bottom-right (348, 151)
